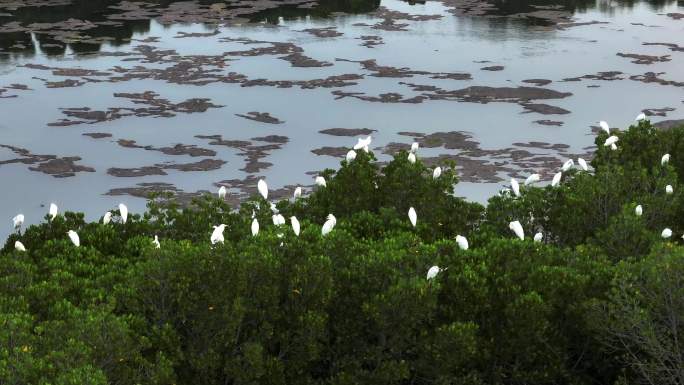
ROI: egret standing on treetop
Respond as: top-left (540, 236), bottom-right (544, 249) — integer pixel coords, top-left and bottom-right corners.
top-left (662, 228), bottom-right (672, 239)
top-left (293, 186), bottom-right (302, 199)
top-left (251, 218), bottom-right (259, 236)
top-left (636, 112), bottom-right (646, 121)
top-left (511, 178), bottom-right (521, 197)
top-left (12, 214), bottom-right (24, 231)
top-left (218, 186), bottom-right (226, 199)
top-left (635, 205), bottom-right (643, 216)
top-left (322, 214), bottom-right (336, 236)
top-left (15, 241), bottom-right (26, 252)
top-left (599, 121), bottom-right (610, 133)
top-left (315, 176), bottom-right (326, 187)
top-left (119, 203), bottom-right (128, 224)
top-left (666, 185), bottom-right (674, 195)
top-left (103, 211), bottom-right (112, 225)
top-left (662, 154), bottom-right (670, 166)
top-left (551, 172), bottom-right (562, 187)
top-left (210, 224), bottom-right (226, 244)
top-left (272, 213), bottom-right (285, 226)
top-left (67, 230), bottom-right (80, 247)
top-left (48, 203), bottom-right (58, 221)
top-left (524, 174), bottom-right (540, 186)
top-left (346, 150), bottom-right (356, 162)
top-left (604, 136), bottom-right (619, 147)
top-left (577, 158), bottom-right (588, 171)
top-left (257, 179), bottom-right (268, 200)
top-left (354, 136), bottom-right (372, 152)
top-left (407, 152), bottom-right (416, 164)
top-left (561, 159), bottom-right (574, 172)
top-left (153, 235), bottom-right (160, 249)
top-left (408, 207), bottom-right (417, 227)
top-left (411, 142), bottom-right (419, 153)
top-left (509, 220), bottom-right (524, 240)
top-left (433, 167), bottom-right (442, 179)
top-left (291, 216), bottom-right (300, 236)
top-left (426, 265), bottom-right (444, 280)
top-left (455, 235), bottom-right (468, 250)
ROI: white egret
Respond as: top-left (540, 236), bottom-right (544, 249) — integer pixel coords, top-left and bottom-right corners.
top-left (257, 179), bottom-right (268, 200)
top-left (662, 154), bottom-right (670, 166)
top-left (67, 230), bottom-right (80, 247)
top-left (455, 235), bottom-right (468, 250)
top-left (210, 224), bottom-right (226, 244)
top-left (509, 220), bottom-right (524, 240)
top-left (103, 211), bottom-right (112, 225)
top-left (153, 235), bottom-right (160, 249)
top-left (251, 218), bottom-right (259, 236)
top-left (15, 241), bottom-right (26, 252)
top-left (353, 136), bottom-right (372, 152)
top-left (346, 150), bottom-right (357, 162)
top-left (293, 186), bottom-right (302, 199)
top-left (408, 207), bottom-right (417, 227)
top-left (636, 112), bottom-right (646, 121)
top-left (611, 143), bottom-right (618, 151)
top-left (270, 202), bottom-right (278, 213)
top-left (315, 176), bottom-right (327, 187)
top-left (48, 203), bottom-right (58, 221)
top-left (604, 136), bottom-right (619, 147)
top-left (511, 178), bottom-right (521, 197)
top-left (534, 232), bottom-right (543, 243)
top-left (12, 214), bottom-right (24, 230)
top-left (119, 203), bottom-right (128, 224)
top-left (426, 265), bottom-right (443, 280)
top-left (218, 186), bottom-right (227, 199)
top-left (408, 152), bottom-right (416, 164)
top-left (433, 167), bottom-right (442, 179)
top-left (599, 121), bottom-right (610, 133)
top-left (635, 205), bottom-right (643, 216)
top-left (662, 228), bottom-right (672, 239)
top-left (551, 172), bottom-right (562, 187)
top-left (272, 214), bottom-right (285, 226)
top-left (411, 142), bottom-right (419, 153)
top-left (524, 174), bottom-right (540, 186)
top-left (291, 216), bottom-right (300, 236)
top-left (666, 185), bottom-right (674, 195)
top-left (577, 158), bottom-right (588, 171)
top-left (561, 159), bottom-right (574, 172)
top-left (322, 214), bottom-right (336, 236)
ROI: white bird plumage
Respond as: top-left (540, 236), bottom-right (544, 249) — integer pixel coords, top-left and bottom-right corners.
top-left (346, 150), bottom-right (357, 162)
top-left (524, 174), bottom-right (540, 186)
top-left (153, 235), bottom-right (160, 249)
top-left (103, 211), bottom-right (112, 225)
top-left (636, 112), bottom-right (646, 122)
top-left (49, 203), bottom-right (58, 221)
top-left (426, 265), bottom-right (443, 280)
top-left (322, 214), bottom-right (336, 236)
top-left (511, 178), bottom-right (521, 197)
top-left (67, 230), bottom-right (80, 247)
top-left (272, 214), bottom-right (285, 226)
top-left (218, 186), bottom-right (227, 199)
top-left (257, 179), bottom-right (268, 200)
top-left (293, 186), bottom-right (302, 199)
top-left (315, 176), bottom-right (327, 187)
top-left (407, 152), bottom-right (416, 164)
top-left (604, 135), bottom-right (619, 147)
top-left (662, 228), bottom-right (672, 239)
top-left (561, 159), bottom-right (574, 172)
top-left (251, 218), bottom-right (259, 236)
top-left (577, 158), bottom-right (588, 171)
top-left (15, 241), bottom-right (26, 252)
top-left (211, 224), bottom-right (226, 244)
top-left (408, 207), bottom-right (417, 227)
top-left (119, 203), bottom-right (128, 224)
top-left (12, 214), bottom-right (24, 230)
top-left (662, 154), bottom-right (670, 166)
top-left (666, 185), bottom-right (674, 195)
top-left (353, 136), bottom-right (372, 152)
top-left (551, 172), bottom-right (562, 187)
top-left (433, 167), bottom-right (442, 179)
top-left (455, 235), bottom-right (468, 250)
top-left (599, 121), bottom-right (610, 134)
top-left (534, 232), bottom-right (543, 243)
top-left (411, 142), bottom-right (419, 153)
top-left (291, 216), bottom-right (300, 236)
top-left (509, 220), bottom-right (524, 240)
top-left (635, 205), bottom-right (643, 216)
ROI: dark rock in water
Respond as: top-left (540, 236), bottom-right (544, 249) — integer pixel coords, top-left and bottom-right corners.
top-left (642, 42), bottom-right (684, 52)
top-left (563, 71), bottom-right (624, 82)
top-left (643, 107), bottom-right (675, 117)
top-left (82, 132), bottom-right (112, 139)
top-left (318, 128), bottom-right (377, 136)
top-left (28, 157), bottom-right (95, 178)
top-left (300, 27), bottom-right (343, 38)
top-left (616, 52), bottom-right (671, 64)
top-left (523, 79), bottom-right (552, 86)
top-left (666, 13), bottom-right (684, 20)
top-left (106, 182), bottom-right (206, 207)
top-left (654, 119), bottom-right (684, 130)
top-left (236, 111), bottom-right (283, 124)
top-left (630, 72), bottom-right (684, 87)
top-left (107, 159), bottom-right (226, 177)
top-left (481, 65), bottom-right (504, 71)
top-left (534, 120), bottom-right (564, 126)
top-left (251, 135), bottom-right (289, 143)
top-left (161, 159), bottom-right (226, 172)
top-left (108, 166), bottom-right (167, 177)
top-left (311, 146), bottom-right (349, 157)
top-left (520, 103), bottom-right (571, 115)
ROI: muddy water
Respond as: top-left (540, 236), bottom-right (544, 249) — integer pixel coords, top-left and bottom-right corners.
top-left (0, 0), bottom-right (683, 237)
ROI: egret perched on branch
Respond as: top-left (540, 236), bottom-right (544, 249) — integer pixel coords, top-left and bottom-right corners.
top-left (67, 230), bottom-right (80, 247)
top-left (636, 112), bottom-right (646, 121)
top-left (322, 214), bottom-right (336, 236)
top-left (153, 235), bottom-right (160, 249)
top-left (509, 221), bottom-right (524, 240)
top-left (251, 218), bottom-right (259, 236)
top-left (15, 241), bottom-right (26, 252)
top-left (354, 136), bottom-right (372, 152)
top-left (103, 211), bottom-right (112, 225)
top-left (119, 203), bottom-right (128, 224)
top-left (661, 154), bottom-right (670, 166)
top-left (48, 203), bottom-right (58, 221)
top-left (290, 216), bottom-right (300, 236)
top-left (293, 187), bottom-right (302, 199)
top-left (411, 142), bottom-right (419, 153)
top-left (524, 174), bottom-right (540, 186)
top-left (408, 207), bottom-right (417, 227)
top-left (407, 152), bottom-right (416, 164)
top-left (604, 136), bottom-right (619, 147)
top-left (272, 214), bottom-right (285, 226)
top-left (346, 150), bottom-right (356, 162)
top-left (635, 205), bottom-right (643, 216)
top-left (534, 232), bottom-right (543, 243)
top-left (666, 185), bottom-right (674, 195)
top-left (218, 186), bottom-right (226, 199)
top-left (211, 224), bottom-right (226, 244)
top-left (455, 235), bottom-right (468, 250)
top-left (433, 167), bottom-right (442, 179)
top-left (426, 265), bottom-right (444, 280)
top-left (599, 121), bottom-right (610, 134)
top-left (577, 158), bottom-right (588, 171)
top-left (511, 178), bottom-right (521, 197)
top-left (551, 172), bottom-right (562, 187)
top-left (662, 228), bottom-right (672, 239)
top-left (561, 159), bottom-right (574, 172)
top-left (12, 214), bottom-right (24, 231)
top-left (257, 179), bottom-right (268, 200)
top-left (315, 176), bottom-right (326, 187)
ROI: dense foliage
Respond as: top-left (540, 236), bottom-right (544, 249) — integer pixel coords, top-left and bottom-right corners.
top-left (2, 121), bottom-right (684, 385)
